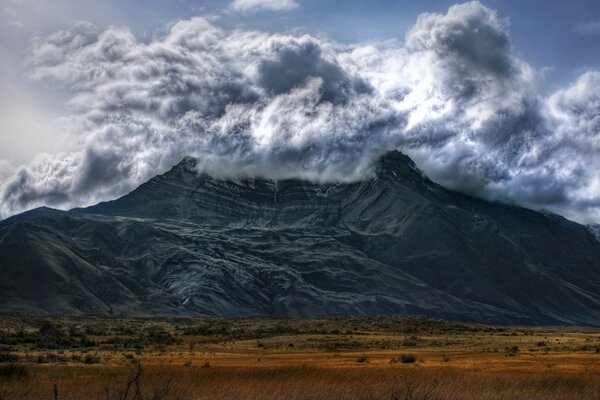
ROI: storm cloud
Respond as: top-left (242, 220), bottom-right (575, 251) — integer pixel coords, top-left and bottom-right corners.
top-left (1, 1), bottom-right (599, 224)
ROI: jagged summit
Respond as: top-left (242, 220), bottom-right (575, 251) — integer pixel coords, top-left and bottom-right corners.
top-left (1, 151), bottom-right (599, 325)
top-left (375, 149), bottom-right (419, 172)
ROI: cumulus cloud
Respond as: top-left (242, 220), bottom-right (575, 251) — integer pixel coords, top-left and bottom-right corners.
top-left (1, 1), bottom-right (600, 224)
top-left (229, 0), bottom-right (299, 12)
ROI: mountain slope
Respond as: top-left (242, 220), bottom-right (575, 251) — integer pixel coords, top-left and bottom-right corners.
top-left (1, 151), bottom-right (599, 325)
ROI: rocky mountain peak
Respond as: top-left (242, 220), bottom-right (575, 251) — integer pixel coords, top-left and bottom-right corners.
top-left (1, 150), bottom-right (599, 325)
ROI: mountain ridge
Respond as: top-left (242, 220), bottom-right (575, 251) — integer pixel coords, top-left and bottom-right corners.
top-left (1, 151), bottom-right (599, 325)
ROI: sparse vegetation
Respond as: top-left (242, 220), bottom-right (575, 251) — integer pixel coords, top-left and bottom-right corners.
top-left (0, 315), bottom-right (597, 399)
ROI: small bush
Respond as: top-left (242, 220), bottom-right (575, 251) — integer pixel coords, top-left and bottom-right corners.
top-left (402, 337), bottom-right (419, 347)
top-left (507, 345), bottom-right (519, 356)
top-left (400, 354), bottom-right (416, 363)
top-left (84, 325), bottom-right (108, 336)
top-left (80, 335), bottom-right (97, 347)
top-left (68, 325), bottom-right (81, 338)
top-left (38, 321), bottom-right (68, 348)
top-left (37, 353), bottom-right (66, 363)
top-left (84, 354), bottom-right (100, 364)
top-left (356, 356), bottom-right (368, 363)
top-left (183, 325), bottom-right (210, 335)
top-left (144, 327), bottom-right (176, 345)
top-left (390, 354), bottom-right (417, 363)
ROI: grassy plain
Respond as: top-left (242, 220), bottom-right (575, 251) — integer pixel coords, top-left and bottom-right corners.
top-left (0, 315), bottom-right (598, 399)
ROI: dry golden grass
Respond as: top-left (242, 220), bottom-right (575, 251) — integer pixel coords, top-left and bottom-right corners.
top-left (0, 315), bottom-right (598, 399)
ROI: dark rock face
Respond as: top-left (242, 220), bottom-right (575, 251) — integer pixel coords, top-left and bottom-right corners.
top-left (1, 151), bottom-right (599, 325)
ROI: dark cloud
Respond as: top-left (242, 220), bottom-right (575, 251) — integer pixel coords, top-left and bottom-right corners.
top-left (1, 2), bottom-right (599, 224)
top-left (255, 36), bottom-right (370, 102)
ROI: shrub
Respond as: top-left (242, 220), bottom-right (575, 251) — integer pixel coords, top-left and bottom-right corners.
top-left (183, 325), bottom-right (210, 335)
top-left (84, 354), bottom-right (100, 364)
top-left (84, 325), bottom-right (108, 336)
top-left (38, 321), bottom-right (68, 348)
top-left (506, 345), bottom-right (520, 356)
top-left (402, 336), bottom-right (419, 347)
top-left (37, 353), bottom-right (66, 363)
top-left (400, 354), bottom-right (416, 363)
top-left (68, 325), bottom-right (81, 338)
top-left (390, 354), bottom-right (417, 364)
top-left (144, 327), bottom-right (176, 345)
top-left (356, 356), bottom-right (368, 363)
top-left (80, 335), bottom-right (97, 347)
top-left (37, 354), bottom-right (49, 363)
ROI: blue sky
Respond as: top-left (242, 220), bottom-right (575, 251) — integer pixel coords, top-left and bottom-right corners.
top-left (1, 0), bottom-right (600, 224)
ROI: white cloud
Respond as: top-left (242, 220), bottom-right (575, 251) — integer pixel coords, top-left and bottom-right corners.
top-left (574, 19), bottom-right (600, 35)
top-left (1, 2), bottom-right (600, 225)
top-left (229, 0), bottom-right (299, 12)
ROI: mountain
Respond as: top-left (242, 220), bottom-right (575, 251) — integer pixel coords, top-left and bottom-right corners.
top-left (588, 224), bottom-right (600, 242)
top-left (1, 151), bottom-right (599, 325)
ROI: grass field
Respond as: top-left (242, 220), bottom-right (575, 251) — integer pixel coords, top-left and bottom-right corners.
top-left (0, 315), bottom-right (598, 399)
